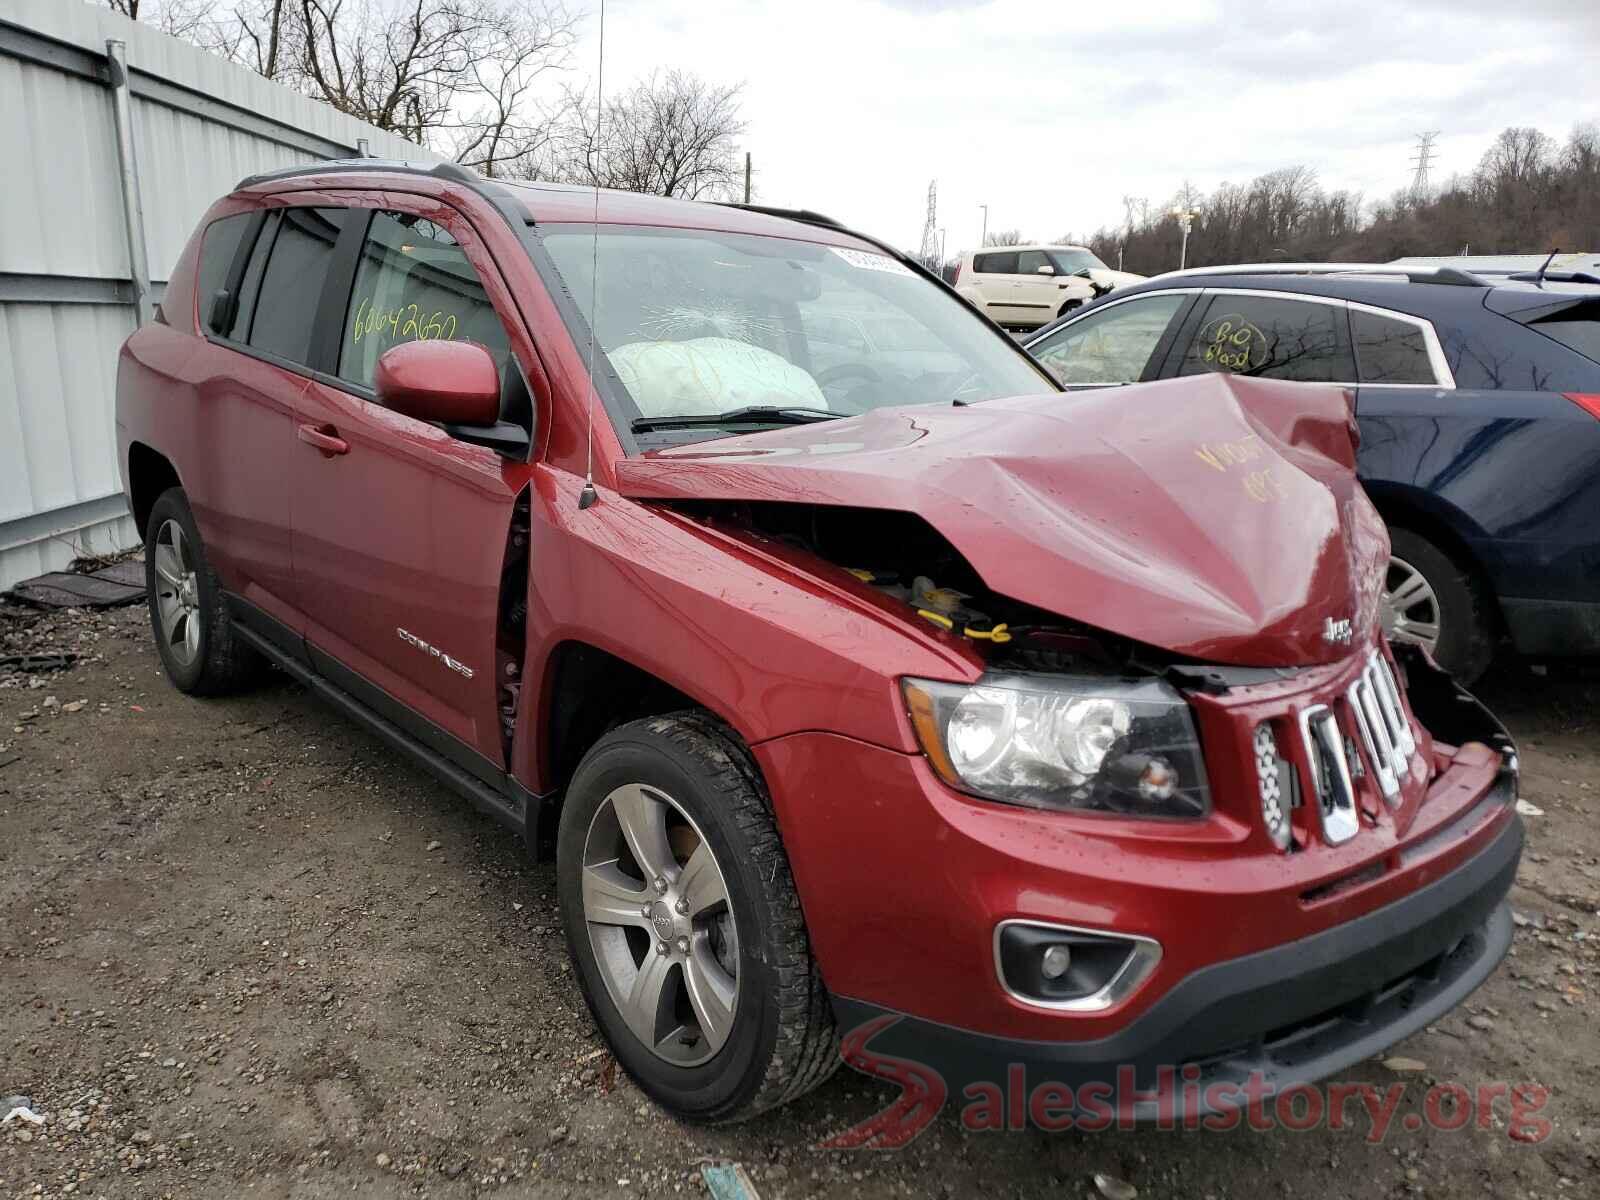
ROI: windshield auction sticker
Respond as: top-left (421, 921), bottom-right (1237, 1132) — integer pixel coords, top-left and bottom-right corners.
top-left (830, 246), bottom-right (917, 276)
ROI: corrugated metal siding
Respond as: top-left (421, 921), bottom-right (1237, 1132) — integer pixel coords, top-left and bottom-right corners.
top-left (0, 0), bottom-right (441, 588)
top-left (0, 54), bottom-right (130, 280)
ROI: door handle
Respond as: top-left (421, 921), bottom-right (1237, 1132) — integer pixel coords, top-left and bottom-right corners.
top-left (297, 422), bottom-right (349, 456)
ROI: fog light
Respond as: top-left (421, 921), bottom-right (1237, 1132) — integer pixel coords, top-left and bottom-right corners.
top-left (1040, 944), bottom-right (1072, 979)
top-left (995, 921), bottom-right (1162, 1011)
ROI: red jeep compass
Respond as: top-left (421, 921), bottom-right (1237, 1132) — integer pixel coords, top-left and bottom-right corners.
top-left (116, 160), bottom-right (1522, 1124)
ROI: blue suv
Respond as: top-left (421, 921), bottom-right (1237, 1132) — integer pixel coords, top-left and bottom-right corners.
top-left (1022, 263), bottom-right (1600, 683)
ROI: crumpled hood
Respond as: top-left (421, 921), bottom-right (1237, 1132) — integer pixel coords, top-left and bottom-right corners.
top-left (1087, 267), bottom-right (1146, 289)
top-left (614, 374), bottom-right (1389, 666)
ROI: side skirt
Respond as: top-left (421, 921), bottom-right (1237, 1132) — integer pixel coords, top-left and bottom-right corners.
top-left (228, 609), bottom-right (543, 840)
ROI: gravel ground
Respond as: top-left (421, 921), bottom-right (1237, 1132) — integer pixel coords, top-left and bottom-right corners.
top-left (1, 600), bottom-right (1596, 1200)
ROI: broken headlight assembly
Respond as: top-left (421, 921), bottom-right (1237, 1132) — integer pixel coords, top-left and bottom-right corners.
top-left (902, 674), bottom-right (1210, 818)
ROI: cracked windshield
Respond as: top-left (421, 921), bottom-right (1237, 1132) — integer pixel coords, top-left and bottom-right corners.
top-left (541, 226), bottom-right (1048, 435)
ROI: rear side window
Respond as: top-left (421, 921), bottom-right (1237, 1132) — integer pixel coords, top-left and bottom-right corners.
top-left (1530, 304), bottom-right (1600, 364)
top-left (1178, 294), bottom-right (1352, 383)
top-left (196, 214), bottom-right (254, 330)
top-left (1352, 309), bottom-right (1437, 384)
top-left (1032, 293), bottom-right (1187, 384)
top-left (337, 210), bottom-right (512, 390)
top-left (247, 207), bottom-right (347, 365)
top-left (974, 251), bottom-right (1019, 275)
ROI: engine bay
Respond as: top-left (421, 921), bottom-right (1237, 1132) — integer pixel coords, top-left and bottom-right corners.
top-left (667, 499), bottom-right (1147, 675)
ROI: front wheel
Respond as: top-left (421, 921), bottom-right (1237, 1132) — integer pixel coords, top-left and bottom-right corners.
top-left (556, 713), bottom-right (838, 1122)
top-left (1383, 528), bottom-right (1494, 685)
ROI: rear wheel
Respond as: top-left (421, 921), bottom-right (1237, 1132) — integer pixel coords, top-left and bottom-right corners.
top-left (556, 713), bottom-right (837, 1122)
top-left (144, 488), bottom-right (260, 695)
top-left (1383, 528), bottom-right (1493, 684)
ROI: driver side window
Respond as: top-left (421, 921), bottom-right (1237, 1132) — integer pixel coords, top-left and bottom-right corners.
top-left (1030, 294), bottom-right (1187, 385)
top-left (1016, 250), bottom-right (1050, 275)
top-left (337, 210), bottom-right (512, 391)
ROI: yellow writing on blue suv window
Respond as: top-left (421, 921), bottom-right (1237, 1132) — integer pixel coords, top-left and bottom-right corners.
top-left (1200, 312), bottom-right (1267, 372)
top-left (351, 296), bottom-right (460, 345)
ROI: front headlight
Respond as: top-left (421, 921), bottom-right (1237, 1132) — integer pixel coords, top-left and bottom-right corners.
top-left (903, 674), bottom-right (1209, 818)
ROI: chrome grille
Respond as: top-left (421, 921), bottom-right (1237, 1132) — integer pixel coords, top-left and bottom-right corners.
top-left (1293, 650), bottom-right (1417, 842)
top-left (1298, 704), bottom-right (1359, 844)
top-left (1346, 651), bottom-right (1415, 804)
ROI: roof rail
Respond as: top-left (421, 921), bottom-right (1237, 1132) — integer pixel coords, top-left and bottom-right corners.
top-left (231, 157), bottom-right (536, 230)
top-left (716, 201), bottom-right (847, 230)
top-left (1149, 262), bottom-right (1491, 287)
top-left (235, 157), bottom-right (487, 194)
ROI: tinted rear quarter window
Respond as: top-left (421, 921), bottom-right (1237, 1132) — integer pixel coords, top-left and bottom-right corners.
top-left (1352, 309), bottom-right (1436, 384)
top-left (1530, 302), bottom-right (1600, 365)
top-left (196, 214), bottom-right (254, 331)
top-left (974, 252), bottom-right (1019, 275)
top-left (1179, 294), bottom-right (1351, 382)
top-left (247, 207), bottom-right (347, 365)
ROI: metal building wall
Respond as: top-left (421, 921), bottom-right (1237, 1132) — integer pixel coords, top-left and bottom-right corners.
top-left (0, 0), bottom-right (440, 587)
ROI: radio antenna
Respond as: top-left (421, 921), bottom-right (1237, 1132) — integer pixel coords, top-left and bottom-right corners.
top-left (577, 0), bottom-right (606, 511)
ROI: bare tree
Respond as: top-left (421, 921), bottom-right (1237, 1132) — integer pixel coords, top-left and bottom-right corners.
top-left (553, 70), bottom-right (746, 199)
top-left (213, 0), bottom-right (296, 80)
top-left (290, 1), bottom-right (572, 147)
top-left (155, 0), bottom-right (577, 167)
top-left (1088, 124), bottom-right (1597, 272)
top-left (100, 0), bottom-right (212, 38)
top-left (99, 0), bottom-right (758, 196)
top-left (983, 229), bottom-right (1023, 246)
top-left (1478, 127), bottom-right (1554, 189)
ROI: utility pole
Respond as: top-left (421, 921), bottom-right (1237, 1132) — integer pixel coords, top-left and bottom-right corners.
top-left (1409, 132), bottom-right (1439, 199)
top-left (938, 227), bottom-right (947, 267)
top-left (1170, 206), bottom-right (1199, 271)
top-left (743, 152), bottom-right (752, 204)
top-left (979, 203), bottom-right (988, 247)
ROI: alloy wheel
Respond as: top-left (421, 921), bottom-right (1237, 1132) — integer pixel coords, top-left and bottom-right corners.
top-left (580, 783), bottom-right (740, 1066)
top-left (1381, 555), bottom-right (1441, 654)
top-left (152, 519), bottom-right (202, 667)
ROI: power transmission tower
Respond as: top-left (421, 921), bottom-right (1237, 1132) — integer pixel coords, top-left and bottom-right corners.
top-left (1409, 132), bottom-right (1440, 198)
top-left (918, 180), bottom-right (940, 268)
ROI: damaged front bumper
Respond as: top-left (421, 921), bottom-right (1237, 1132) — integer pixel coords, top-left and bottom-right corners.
top-left (759, 645), bottom-right (1521, 1115)
top-left (831, 810), bottom-right (1519, 1112)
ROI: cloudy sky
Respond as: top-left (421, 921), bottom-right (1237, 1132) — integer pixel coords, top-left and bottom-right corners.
top-left (582, 0), bottom-right (1597, 256)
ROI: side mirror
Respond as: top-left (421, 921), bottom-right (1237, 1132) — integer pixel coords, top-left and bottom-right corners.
top-left (374, 340), bottom-right (500, 427)
top-left (1035, 264), bottom-right (1055, 275)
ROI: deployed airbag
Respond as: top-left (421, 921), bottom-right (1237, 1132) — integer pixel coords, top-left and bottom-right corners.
top-left (610, 337), bottom-right (829, 416)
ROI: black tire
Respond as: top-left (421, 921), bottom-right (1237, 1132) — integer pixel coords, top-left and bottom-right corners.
top-left (1386, 528), bottom-right (1494, 685)
top-left (143, 487), bottom-right (261, 695)
top-left (556, 712), bottom-right (838, 1122)
top-left (1057, 298), bottom-right (1083, 318)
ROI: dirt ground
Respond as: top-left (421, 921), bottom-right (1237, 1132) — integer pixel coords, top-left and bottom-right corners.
top-left (1, 599), bottom-right (1595, 1200)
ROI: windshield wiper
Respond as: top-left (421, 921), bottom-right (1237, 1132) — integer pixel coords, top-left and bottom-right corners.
top-left (630, 406), bottom-right (841, 433)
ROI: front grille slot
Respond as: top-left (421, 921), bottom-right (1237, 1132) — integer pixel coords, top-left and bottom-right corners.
top-left (1298, 704), bottom-right (1359, 844)
top-left (1348, 676), bottom-right (1400, 799)
top-left (1343, 651), bottom-right (1417, 806)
